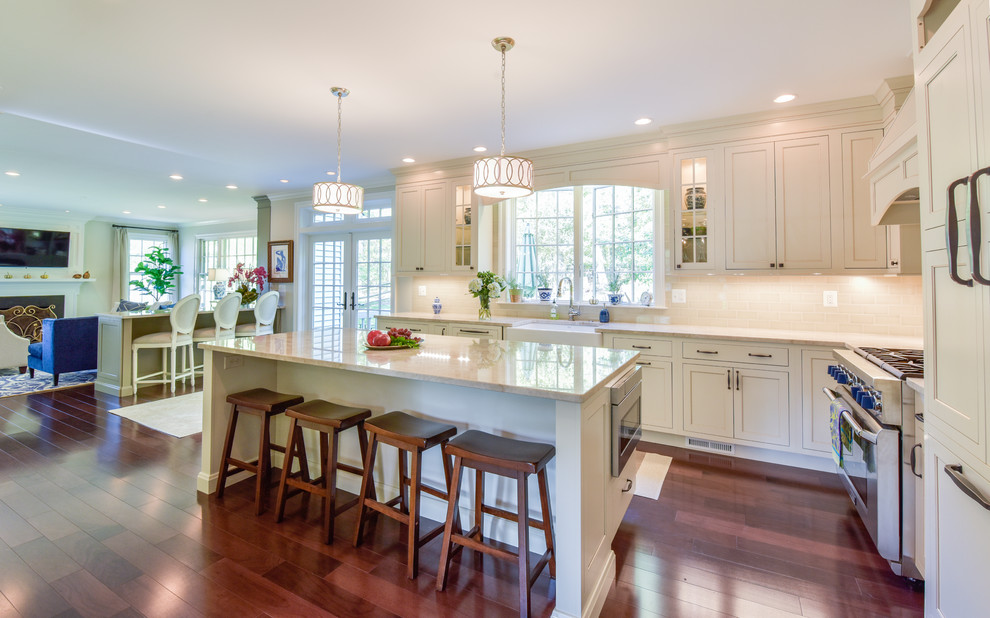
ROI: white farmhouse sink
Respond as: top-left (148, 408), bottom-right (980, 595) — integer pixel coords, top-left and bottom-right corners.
top-left (504, 321), bottom-right (604, 347)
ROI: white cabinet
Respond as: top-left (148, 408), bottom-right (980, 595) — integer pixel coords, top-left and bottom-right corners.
top-left (673, 152), bottom-right (714, 271)
top-left (801, 349), bottom-right (836, 453)
top-left (396, 182), bottom-right (448, 274)
top-left (376, 318), bottom-right (446, 336)
top-left (377, 317), bottom-right (503, 340)
top-left (925, 433), bottom-right (990, 617)
top-left (724, 136), bottom-right (831, 271)
top-left (638, 360), bottom-right (673, 431)
top-left (683, 362), bottom-right (789, 446)
top-left (446, 323), bottom-right (503, 340)
top-left (841, 130), bottom-right (889, 269)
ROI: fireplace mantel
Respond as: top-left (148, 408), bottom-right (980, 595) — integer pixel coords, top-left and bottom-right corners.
top-left (0, 278), bottom-right (96, 317)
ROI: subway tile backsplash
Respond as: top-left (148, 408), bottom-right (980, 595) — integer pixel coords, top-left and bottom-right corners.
top-left (407, 274), bottom-right (923, 337)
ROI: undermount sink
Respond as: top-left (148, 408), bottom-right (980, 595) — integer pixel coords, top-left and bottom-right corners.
top-left (504, 321), bottom-right (604, 347)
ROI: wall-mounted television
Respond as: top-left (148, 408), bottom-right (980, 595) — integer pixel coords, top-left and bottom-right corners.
top-left (0, 228), bottom-right (71, 268)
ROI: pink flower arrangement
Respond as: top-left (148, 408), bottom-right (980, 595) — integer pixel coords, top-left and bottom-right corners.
top-left (227, 263), bottom-right (267, 290)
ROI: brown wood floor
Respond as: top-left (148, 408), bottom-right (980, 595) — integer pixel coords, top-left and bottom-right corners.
top-left (0, 383), bottom-right (923, 617)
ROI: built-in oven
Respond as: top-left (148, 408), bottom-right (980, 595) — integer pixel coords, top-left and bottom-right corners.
top-left (823, 386), bottom-right (901, 562)
top-left (610, 365), bottom-right (642, 477)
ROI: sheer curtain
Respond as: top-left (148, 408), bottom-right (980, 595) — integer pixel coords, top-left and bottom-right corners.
top-left (111, 226), bottom-right (130, 308)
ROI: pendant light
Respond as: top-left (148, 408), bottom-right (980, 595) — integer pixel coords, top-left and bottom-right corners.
top-left (473, 37), bottom-right (534, 199)
top-left (313, 87), bottom-right (364, 215)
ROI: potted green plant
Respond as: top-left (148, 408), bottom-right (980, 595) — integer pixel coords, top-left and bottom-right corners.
top-left (536, 273), bottom-right (553, 302)
top-left (129, 246), bottom-right (182, 304)
top-left (606, 270), bottom-right (624, 305)
top-left (505, 273), bottom-right (523, 303)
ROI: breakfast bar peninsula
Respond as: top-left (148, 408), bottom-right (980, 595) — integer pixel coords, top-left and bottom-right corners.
top-left (198, 329), bottom-right (640, 618)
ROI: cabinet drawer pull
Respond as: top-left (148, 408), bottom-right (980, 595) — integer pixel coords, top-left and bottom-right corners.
top-left (748, 353), bottom-right (772, 358)
top-left (408, 328), bottom-right (422, 332)
top-left (631, 345), bottom-right (652, 350)
top-left (636, 361), bottom-right (652, 366)
top-left (459, 329), bottom-right (489, 334)
top-left (945, 464), bottom-right (990, 511)
top-left (736, 370), bottom-right (740, 390)
top-left (946, 176), bottom-right (973, 287)
top-left (910, 444), bottom-right (923, 479)
top-left (727, 369), bottom-right (731, 390)
top-left (621, 479), bottom-right (633, 493)
top-left (697, 349), bottom-right (719, 355)
top-left (968, 166), bottom-right (990, 285)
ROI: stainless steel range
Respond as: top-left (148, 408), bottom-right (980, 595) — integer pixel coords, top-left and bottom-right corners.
top-left (822, 346), bottom-right (923, 581)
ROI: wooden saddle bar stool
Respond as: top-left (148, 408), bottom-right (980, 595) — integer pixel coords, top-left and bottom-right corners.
top-left (352, 411), bottom-right (458, 579)
top-left (216, 387), bottom-right (305, 515)
top-left (435, 430), bottom-right (556, 618)
top-left (273, 399), bottom-right (373, 544)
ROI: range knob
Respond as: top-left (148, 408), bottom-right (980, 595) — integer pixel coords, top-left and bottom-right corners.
top-left (860, 394), bottom-right (876, 410)
top-left (835, 369), bottom-right (849, 384)
top-left (827, 365), bottom-right (838, 378)
top-left (851, 384), bottom-right (863, 398)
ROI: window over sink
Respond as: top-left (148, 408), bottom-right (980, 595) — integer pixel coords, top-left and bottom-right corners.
top-left (505, 185), bottom-right (663, 304)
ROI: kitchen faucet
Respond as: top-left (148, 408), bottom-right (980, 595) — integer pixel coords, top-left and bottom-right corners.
top-left (557, 277), bottom-right (580, 320)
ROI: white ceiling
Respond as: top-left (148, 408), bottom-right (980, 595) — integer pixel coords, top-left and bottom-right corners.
top-left (0, 0), bottom-right (914, 225)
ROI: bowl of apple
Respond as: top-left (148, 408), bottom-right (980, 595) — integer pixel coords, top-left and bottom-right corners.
top-left (364, 327), bottom-right (424, 351)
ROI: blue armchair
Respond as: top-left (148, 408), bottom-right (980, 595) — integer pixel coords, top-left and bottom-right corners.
top-left (27, 316), bottom-right (98, 386)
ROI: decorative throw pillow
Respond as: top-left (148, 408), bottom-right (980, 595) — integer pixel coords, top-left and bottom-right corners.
top-left (115, 299), bottom-right (148, 312)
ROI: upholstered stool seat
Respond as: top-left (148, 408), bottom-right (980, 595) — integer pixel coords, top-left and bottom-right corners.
top-left (216, 387), bottom-right (305, 515)
top-left (436, 430), bottom-right (556, 618)
top-left (353, 411), bottom-right (458, 579)
top-left (274, 399), bottom-right (373, 543)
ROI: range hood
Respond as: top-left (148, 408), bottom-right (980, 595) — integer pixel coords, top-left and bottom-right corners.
top-left (867, 89), bottom-right (919, 226)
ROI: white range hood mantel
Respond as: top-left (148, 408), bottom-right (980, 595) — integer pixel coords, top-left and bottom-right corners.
top-left (0, 278), bottom-right (95, 317)
top-left (868, 89), bottom-right (920, 226)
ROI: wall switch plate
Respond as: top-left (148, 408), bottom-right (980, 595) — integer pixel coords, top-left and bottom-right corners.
top-left (418, 285), bottom-right (427, 297)
top-left (671, 289), bottom-right (687, 303)
top-left (823, 291), bottom-right (838, 307)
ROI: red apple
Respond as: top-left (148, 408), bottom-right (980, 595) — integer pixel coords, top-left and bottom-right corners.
top-left (369, 331), bottom-right (391, 347)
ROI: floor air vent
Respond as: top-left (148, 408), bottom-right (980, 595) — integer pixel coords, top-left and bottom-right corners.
top-left (686, 437), bottom-right (735, 454)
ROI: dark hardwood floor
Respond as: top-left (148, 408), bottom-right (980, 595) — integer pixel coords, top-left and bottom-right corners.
top-left (0, 383), bottom-right (923, 617)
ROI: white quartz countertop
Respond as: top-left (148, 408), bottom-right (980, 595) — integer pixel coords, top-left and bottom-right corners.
top-left (99, 306), bottom-right (266, 319)
top-left (906, 377), bottom-right (925, 397)
top-left (200, 328), bottom-right (638, 403)
top-left (385, 312), bottom-right (923, 349)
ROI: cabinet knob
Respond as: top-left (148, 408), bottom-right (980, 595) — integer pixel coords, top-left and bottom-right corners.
top-left (770, 263), bottom-right (776, 268)
top-left (778, 263), bottom-right (784, 268)
top-left (891, 260), bottom-right (899, 266)
top-left (676, 264), bottom-right (682, 269)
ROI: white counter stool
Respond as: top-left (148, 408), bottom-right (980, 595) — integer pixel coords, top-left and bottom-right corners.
top-left (131, 294), bottom-right (200, 393)
top-left (235, 290), bottom-right (278, 337)
top-left (192, 292), bottom-right (241, 375)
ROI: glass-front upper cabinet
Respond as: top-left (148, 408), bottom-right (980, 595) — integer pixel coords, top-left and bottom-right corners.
top-left (676, 155), bottom-right (709, 269)
top-left (452, 184), bottom-right (474, 270)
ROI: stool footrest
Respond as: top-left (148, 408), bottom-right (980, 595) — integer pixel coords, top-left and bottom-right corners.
top-left (480, 503), bottom-right (547, 531)
top-left (529, 550), bottom-right (554, 586)
top-left (225, 457), bottom-right (259, 473)
top-left (450, 533), bottom-right (516, 562)
top-left (336, 462), bottom-right (364, 477)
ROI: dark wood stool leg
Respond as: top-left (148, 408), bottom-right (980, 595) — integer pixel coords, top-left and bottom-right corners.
top-left (256, 413), bottom-right (272, 515)
top-left (216, 405), bottom-right (240, 498)
top-left (323, 426), bottom-right (340, 544)
top-left (406, 447), bottom-right (423, 579)
top-left (474, 468), bottom-right (485, 541)
top-left (353, 432), bottom-right (379, 547)
top-left (356, 423), bottom-right (376, 502)
top-left (398, 449), bottom-right (409, 515)
top-left (537, 467), bottom-right (556, 578)
top-left (439, 441), bottom-right (461, 534)
top-left (295, 425), bottom-right (310, 484)
top-left (436, 454), bottom-right (464, 591)
top-left (517, 471), bottom-right (531, 618)
top-left (274, 416), bottom-right (299, 523)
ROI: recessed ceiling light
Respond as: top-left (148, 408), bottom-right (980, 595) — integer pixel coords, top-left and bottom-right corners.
top-left (773, 94), bottom-right (796, 103)
top-left (280, 179), bottom-right (289, 183)
top-left (169, 174), bottom-right (183, 180)
top-left (157, 205), bottom-right (166, 209)
top-left (402, 157), bottom-right (415, 163)
top-left (64, 210), bottom-right (70, 213)
top-left (473, 146), bottom-right (487, 153)
top-left (634, 118), bottom-right (652, 126)
top-left (5, 171), bottom-right (20, 176)
top-left (198, 198), bottom-right (208, 203)
top-left (325, 171), bottom-right (336, 176)
top-left (122, 210), bottom-right (131, 214)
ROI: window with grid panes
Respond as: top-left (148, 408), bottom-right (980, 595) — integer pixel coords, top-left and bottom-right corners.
top-left (128, 234), bottom-right (172, 303)
top-left (508, 185), bottom-right (658, 304)
top-left (311, 196), bottom-right (393, 224)
top-left (198, 235), bottom-right (257, 308)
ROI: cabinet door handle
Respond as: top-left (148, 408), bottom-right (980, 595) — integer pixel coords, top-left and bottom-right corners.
top-left (408, 328), bottom-right (422, 332)
top-left (636, 361), bottom-right (652, 366)
top-left (890, 260), bottom-right (899, 266)
top-left (736, 370), bottom-right (740, 390)
top-left (946, 176), bottom-right (974, 287)
top-left (945, 464), bottom-right (990, 511)
top-left (910, 444), bottom-right (923, 479)
top-left (631, 345), bottom-right (652, 350)
top-left (968, 166), bottom-right (990, 285)
top-left (697, 350), bottom-right (719, 355)
top-left (748, 353), bottom-right (772, 358)
top-left (727, 369), bottom-right (732, 390)
top-left (621, 479), bottom-right (633, 493)
top-left (459, 329), bottom-right (489, 334)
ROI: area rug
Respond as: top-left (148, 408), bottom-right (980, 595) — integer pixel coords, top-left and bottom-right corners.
top-left (634, 452), bottom-right (673, 500)
top-left (0, 369), bottom-right (97, 398)
top-left (110, 392), bottom-right (203, 438)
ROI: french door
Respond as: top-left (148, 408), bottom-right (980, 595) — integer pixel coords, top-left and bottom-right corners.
top-left (311, 231), bottom-right (392, 331)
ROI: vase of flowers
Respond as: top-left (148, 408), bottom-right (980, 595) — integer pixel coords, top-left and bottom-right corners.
top-left (468, 271), bottom-right (506, 321)
top-left (606, 270), bottom-right (625, 305)
top-left (228, 263), bottom-right (268, 306)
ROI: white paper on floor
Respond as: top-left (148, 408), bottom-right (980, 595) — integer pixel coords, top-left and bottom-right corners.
top-left (634, 452), bottom-right (673, 500)
top-left (110, 392), bottom-right (203, 438)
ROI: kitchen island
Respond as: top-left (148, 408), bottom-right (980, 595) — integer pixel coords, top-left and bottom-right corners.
top-left (198, 329), bottom-right (640, 618)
